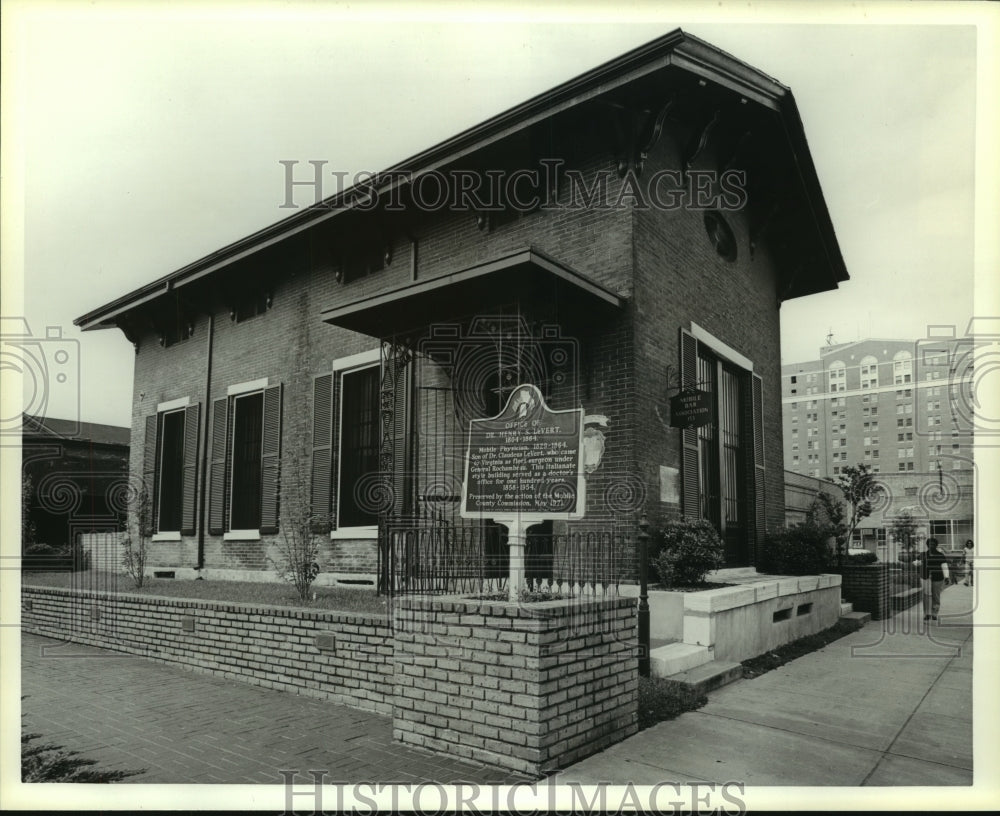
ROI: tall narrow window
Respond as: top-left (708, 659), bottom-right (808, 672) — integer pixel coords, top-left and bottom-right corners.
top-left (338, 365), bottom-right (381, 528)
top-left (157, 410), bottom-right (186, 531)
top-left (208, 383), bottom-right (281, 536)
top-left (694, 344), bottom-right (749, 565)
top-left (230, 392), bottom-right (264, 530)
top-left (143, 402), bottom-right (200, 536)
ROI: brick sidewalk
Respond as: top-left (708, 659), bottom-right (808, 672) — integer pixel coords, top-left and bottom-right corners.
top-left (20, 633), bottom-right (529, 784)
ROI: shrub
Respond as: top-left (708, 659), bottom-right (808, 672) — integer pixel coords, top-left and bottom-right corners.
top-left (22, 542), bottom-right (86, 572)
top-left (759, 522), bottom-right (833, 575)
top-left (652, 519), bottom-right (725, 587)
top-left (121, 486), bottom-right (152, 589)
top-left (844, 551), bottom-right (878, 565)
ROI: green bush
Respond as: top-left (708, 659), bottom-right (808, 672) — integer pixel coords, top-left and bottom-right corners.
top-left (759, 522), bottom-right (833, 575)
top-left (844, 551), bottom-right (878, 565)
top-left (652, 519), bottom-right (725, 587)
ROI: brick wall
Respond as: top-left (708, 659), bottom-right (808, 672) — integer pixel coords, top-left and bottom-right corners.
top-left (128, 145), bottom-right (637, 577)
top-left (836, 564), bottom-right (891, 620)
top-left (125, 119), bottom-right (787, 577)
top-left (392, 595), bottom-right (638, 776)
top-left (631, 129), bottom-right (786, 541)
top-left (21, 585), bottom-right (393, 714)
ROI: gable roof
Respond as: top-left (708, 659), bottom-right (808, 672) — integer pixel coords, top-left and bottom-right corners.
top-left (22, 414), bottom-right (131, 447)
top-left (75, 28), bottom-right (848, 332)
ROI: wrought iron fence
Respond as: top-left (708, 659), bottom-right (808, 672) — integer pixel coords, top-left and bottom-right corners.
top-left (377, 517), bottom-right (636, 599)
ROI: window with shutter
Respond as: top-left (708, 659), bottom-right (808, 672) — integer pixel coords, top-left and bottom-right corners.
top-left (677, 327), bottom-right (765, 567)
top-left (144, 402), bottom-right (201, 537)
top-left (230, 391), bottom-right (264, 531)
top-left (157, 409), bottom-right (186, 531)
top-left (338, 364), bottom-right (381, 529)
top-left (142, 414), bottom-right (159, 536)
top-left (311, 373), bottom-right (335, 533)
top-left (208, 381), bottom-right (282, 537)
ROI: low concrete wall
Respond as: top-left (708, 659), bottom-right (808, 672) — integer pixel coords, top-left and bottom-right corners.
top-left (618, 584), bottom-right (684, 641)
top-left (627, 575), bottom-right (842, 664)
top-left (659, 574), bottom-right (842, 664)
top-left (21, 585), bottom-right (393, 714)
top-left (392, 595), bottom-right (638, 776)
top-left (688, 578), bottom-right (842, 662)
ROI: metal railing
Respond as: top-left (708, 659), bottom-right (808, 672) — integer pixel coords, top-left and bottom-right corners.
top-left (377, 518), bottom-right (636, 600)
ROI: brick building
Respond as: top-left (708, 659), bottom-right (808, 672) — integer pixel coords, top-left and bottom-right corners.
top-left (781, 336), bottom-right (975, 555)
top-left (21, 414), bottom-right (129, 565)
top-left (781, 337), bottom-right (975, 479)
top-left (75, 30), bottom-right (848, 583)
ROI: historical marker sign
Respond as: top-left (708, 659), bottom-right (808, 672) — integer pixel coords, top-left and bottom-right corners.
top-left (669, 388), bottom-right (713, 429)
top-left (461, 383), bottom-right (585, 521)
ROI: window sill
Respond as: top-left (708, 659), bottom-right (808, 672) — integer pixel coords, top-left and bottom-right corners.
top-left (330, 527), bottom-right (378, 540)
top-left (224, 530), bottom-right (261, 541)
top-left (151, 532), bottom-right (182, 542)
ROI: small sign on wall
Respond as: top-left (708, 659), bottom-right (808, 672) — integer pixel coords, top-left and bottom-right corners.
top-left (660, 465), bottom-right (679, 504)
top-left (669, 389), bottom-right (712, 429)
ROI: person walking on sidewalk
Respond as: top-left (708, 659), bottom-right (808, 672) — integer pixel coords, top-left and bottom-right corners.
top-left (912, 537), bottom-right (950, 620)
top-left (962, 539), bottom-right (974, 586)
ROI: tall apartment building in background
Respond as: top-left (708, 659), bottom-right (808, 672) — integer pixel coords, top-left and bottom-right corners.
top-left (781, 335), bottom-right (976, 552)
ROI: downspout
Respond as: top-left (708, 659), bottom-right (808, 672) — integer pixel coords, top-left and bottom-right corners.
top-left (196, 310), bottom-right (215, 574)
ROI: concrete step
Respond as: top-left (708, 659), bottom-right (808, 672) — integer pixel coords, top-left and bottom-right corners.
top-left (841, 610), bottom-right (871, 625)
top-left (839, 600), bottom-right (854, 615)
top-left (664, 660), bottom-right (743, 696)
top-left (649, 642), bottom-right (713, 678)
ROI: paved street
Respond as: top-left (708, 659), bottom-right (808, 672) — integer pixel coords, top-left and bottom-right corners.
top-left (20, 634), bottom-right (528, 785)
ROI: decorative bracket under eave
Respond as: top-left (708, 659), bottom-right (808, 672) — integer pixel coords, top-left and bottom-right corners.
top-left (779, 260), bottom-right (805, 301)
top-left (720, 130), bottom-right (753, 176)
top-left (749, 198), bottom-right (781, 259)
top-left (610, 95), bottom-right (677, 178)
top-left (682, 108), bottom-right (722, 180)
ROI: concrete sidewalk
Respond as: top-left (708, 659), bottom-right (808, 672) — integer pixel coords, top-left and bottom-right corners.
top-left (557, 583), bottom-right (974, 786)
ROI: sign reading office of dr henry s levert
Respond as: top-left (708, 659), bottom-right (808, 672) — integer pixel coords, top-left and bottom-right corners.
top-left (461, 384), bottom-right (585, 520)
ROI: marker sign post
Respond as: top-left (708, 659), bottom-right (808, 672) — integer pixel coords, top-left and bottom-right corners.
top-left (461, 384), bottom-right (585, 601)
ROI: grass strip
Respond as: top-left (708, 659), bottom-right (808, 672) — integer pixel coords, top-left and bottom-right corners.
top-left (637, 676), bottom-right (707, 731)
top-left (740, 616), bottom-right (866, 679)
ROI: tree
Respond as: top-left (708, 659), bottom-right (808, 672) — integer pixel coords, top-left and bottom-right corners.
top-left (806, 490), bottom-right (847, 551)
top-left (833, 464), bottom-right (875, 565)
top-left (889, 510), bottom-right (919, 550)
top-left (120, 484), bottom-right (151, 589)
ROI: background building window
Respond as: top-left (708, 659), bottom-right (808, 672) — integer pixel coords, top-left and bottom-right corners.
top-left (860, 355), bottom-right (879, 389)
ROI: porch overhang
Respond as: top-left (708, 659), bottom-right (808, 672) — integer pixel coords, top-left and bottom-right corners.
top-left (319, 248), bottom-right (625, 337)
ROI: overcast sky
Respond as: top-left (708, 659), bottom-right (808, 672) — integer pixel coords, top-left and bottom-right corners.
top-left (4, 2), bottom-right (994, 429)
